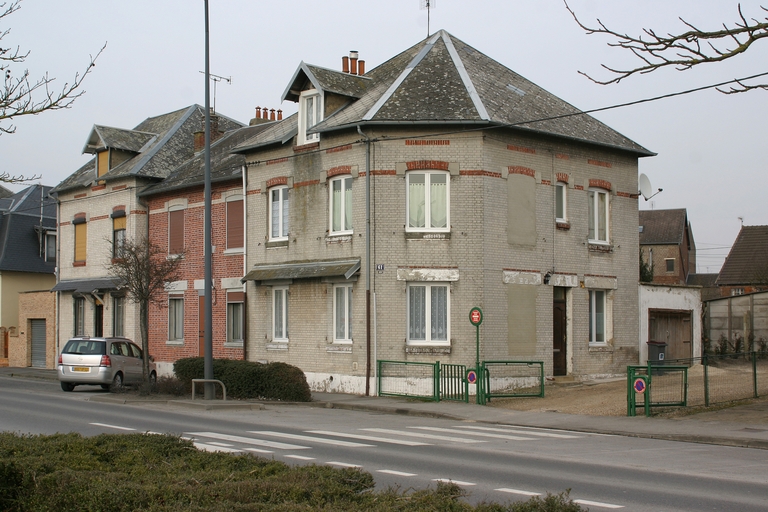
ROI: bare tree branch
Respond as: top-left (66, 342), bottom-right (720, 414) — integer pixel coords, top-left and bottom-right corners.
top-left (565, 1), bottom-right (768, 93)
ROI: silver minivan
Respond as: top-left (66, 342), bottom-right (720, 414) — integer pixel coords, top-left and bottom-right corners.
top-left (58, 337), bottom-right (156, 392)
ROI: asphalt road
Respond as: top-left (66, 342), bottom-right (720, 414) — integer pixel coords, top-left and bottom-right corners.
top-left (2, 375), bottom-right (767, 511)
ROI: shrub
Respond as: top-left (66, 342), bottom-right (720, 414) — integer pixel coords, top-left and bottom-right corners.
top-left (173, 357), bottom-right (312, 402)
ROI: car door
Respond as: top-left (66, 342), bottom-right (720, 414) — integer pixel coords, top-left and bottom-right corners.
top-left (127, 342), bottom-right (145, 383)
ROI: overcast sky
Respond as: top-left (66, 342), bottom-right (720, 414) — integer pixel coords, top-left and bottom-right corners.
top-left (3, 0), bottom-right (767, 272)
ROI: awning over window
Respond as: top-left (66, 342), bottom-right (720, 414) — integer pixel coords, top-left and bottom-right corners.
top-left (51, 278), bottom-right (123, 294)
top-left (241, 259), bottom-right (360, 284)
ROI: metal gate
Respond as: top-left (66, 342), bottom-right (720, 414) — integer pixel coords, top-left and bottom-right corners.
top-left (440, 364), bottom-right (468, 402)
top-left (30, 319), bottom-right (47, 368)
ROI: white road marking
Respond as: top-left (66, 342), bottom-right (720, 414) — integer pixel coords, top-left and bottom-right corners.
top-left (245, 448), bottom-right (274, 454)
top-left (456, 425), bottom-right (581, 439)
top-left (496, 488), bottom-right (541, 496)
top-left (433, 478), bottom-right (476, 486)
top-left (249, 431), bottom-right (374, 448)
top-left (90, 423), bottom-right (135, 431)
top-left (377, 469), bottom-right (417, 477)
top-left (306, 430), bottom-right (430, 446)
top-left (194, 442), bottom-right (241, 453)
top-left (285, 455), bottom-right (315, 461)
top-left (410, 426), bottom-right (535, 441)
top-left (208, 442), bottom-right (234, 447)
top-left (574, 499), bottom-right (624, 509)
top-left (326, 461), bottom-right (361, 468)
top-left (362, 428), bottom-right (485, 444)
top-left (187, 432), bottom-right (310, 450)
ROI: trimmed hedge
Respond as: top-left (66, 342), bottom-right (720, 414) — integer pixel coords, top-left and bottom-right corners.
top-left (174, 358), bottom-right (312, 402)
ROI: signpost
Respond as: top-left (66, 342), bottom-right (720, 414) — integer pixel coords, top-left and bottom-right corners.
top-left (469, 307), bottom-right (483, 404)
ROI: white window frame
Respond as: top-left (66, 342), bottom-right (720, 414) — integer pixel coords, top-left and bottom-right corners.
top-left (407, 283), bottom-right (450, 346)
top-left (269, 186), bottom-right (289, 241)
top-left (273, 286), bottom-right (289, 342)
top-left (45, 232), bottom-right (56, 262)
top-left (406, 171), bottom-right (450, 232)
top-left (555, 181), bottom-right (567, 222)
top-left (298, 89), bottom-right (322, 146)
top-left (168, 294), bottom-right (184, 342)
top-left (588, 289), bottom-right (607, 345)
top-left (333, 284), bottom-right (353, 344)
top-left (227, 300), bottom-right (244, 344)
top-left (329, 176), bottom-right (353, 235)
top-left (588, 188), bottom-right (609, 244)
top-left (74, 297), bottom-right (85, 336)
top-left (112, 296), bottom-right (124, 337)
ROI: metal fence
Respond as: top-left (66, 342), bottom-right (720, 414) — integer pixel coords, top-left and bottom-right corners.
top-left (377, 360), bottom-right (439, 401)
top-left (480, 361), bottom-right (545, 405)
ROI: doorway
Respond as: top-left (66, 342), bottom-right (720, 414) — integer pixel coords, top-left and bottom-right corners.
top-left (553, 287), bottom-right (567, 376)
top-left (93, 303), bottom-right (103, 337)
top-left (648, 310), bottom-right (692, 361)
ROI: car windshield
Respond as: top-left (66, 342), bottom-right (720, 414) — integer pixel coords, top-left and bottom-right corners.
top-left (62, 340), bottom-right (106, 355)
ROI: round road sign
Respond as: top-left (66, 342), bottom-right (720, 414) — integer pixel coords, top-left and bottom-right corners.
top-left (469, 307), bottom-right (483, 326)
top-left (467, 370), bottom-right (478, 384)
top-left (633, 378), bottom-right (646, 394)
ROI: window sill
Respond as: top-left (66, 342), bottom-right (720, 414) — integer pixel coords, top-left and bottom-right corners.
top-left (588, 243), bottom-right (613, 253)
top-left (556, 221), bottom-right (570, 231)
top-left (326, 234), bottom-right (352, 244)
top-left (223, 248), bottom-right (244, 255)
top-left (266, 342), bottom-right (288, 351)
top-left (73, 261), bottom-right (86, 267)
top-left (167, 254), bottom-right (184, 261)
top-left (405, 345), bottom-right (451, 355)
top-left (327, 345), bottom-right (352, 353)
top-left (165, 340), bottom-right (184, 346)
top-left (266, 240), bottom-right (288, 249)
top-left (588, 343), bottom-right (613, 353)
top-left (224, 341), bottom-right (244, 348)
top-left (405, 231), bottom-right (451, 240)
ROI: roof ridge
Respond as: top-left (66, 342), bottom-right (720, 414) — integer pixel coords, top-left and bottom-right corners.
top-left (440, 31), bottom-right (489, 120)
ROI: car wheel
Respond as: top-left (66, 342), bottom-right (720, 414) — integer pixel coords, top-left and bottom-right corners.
top-left (110, 372), bottom-right (124, 393)
top-left (100, 384), bottom-right (110, 390)
top-left (60, 382), bottom-right (75, 392)
top-left (149, 371), bottom-right (157, 391)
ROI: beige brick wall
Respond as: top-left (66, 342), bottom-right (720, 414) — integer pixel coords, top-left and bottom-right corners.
top-left (11, 290), bottom-right (56, 368)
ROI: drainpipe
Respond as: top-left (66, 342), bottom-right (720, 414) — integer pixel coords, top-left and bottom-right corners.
top-left (357, 125), bottom-right (371, 396)
top-left (241, 164), bottom-right (247, 362)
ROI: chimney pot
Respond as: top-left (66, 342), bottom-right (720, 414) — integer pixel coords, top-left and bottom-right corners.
top-left (255, 106), bottom-right (261, 118)
top-left (342, 56), bottom-right (350, 73)
top-left (277, 110), bottom-right (283, 120)
top-left (358, 60), bottom-right (365, 75)
top-left (270, 109), bottom-right (276, 120)
top-left (350, 50), bottom-right (359, 75)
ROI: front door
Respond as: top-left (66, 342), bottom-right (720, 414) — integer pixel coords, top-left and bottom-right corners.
top-left (94, 303), bottom-right (103, 337)
top-left (553, 289), bottom-right (567, 376)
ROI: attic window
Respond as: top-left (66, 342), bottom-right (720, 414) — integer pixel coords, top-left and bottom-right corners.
top-left (506, 84), bottom-right (525, 96)
top-left (298, 89), bottom-right (322, 146)
top-left (96, 149), bottom-right (110, 178)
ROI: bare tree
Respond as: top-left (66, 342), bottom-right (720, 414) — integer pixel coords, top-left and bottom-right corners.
top-left (106, 236), bottom-right (183, 387)
top-left (1, 0), bottom-right (105, 182)
top-left (565, 1), bottom-right (768, 93)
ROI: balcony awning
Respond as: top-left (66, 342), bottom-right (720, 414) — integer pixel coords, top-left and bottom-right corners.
top-left (51, 278), bottom-right (123, 294)
top-left (241, 259), bottom-right (361, 284)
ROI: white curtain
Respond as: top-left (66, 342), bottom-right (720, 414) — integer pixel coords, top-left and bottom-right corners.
top-left (408, 286), bottom-right (426, 340)
top-left (430, 174), bottom-right (447, 228)
top-left (282, 189), bottom-right (289, 237)
top-left (332, 180), bottom-right (342, 232)
top-left (431, 286), bottom-right (448, 341)
top-left (335, 286), bottom-right (345, 339)
top-left (271, 190), bottom-right (280, 238)
top-left (408, 174), bottom-right (426, 228)
top-left (344, 178), bottom-right (353, 231)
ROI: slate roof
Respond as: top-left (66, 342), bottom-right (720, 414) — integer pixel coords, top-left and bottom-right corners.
top-left (234, 30), bottom-right (652, 156)
top-left (0, 184), bottom-right (56, 274)
top-left (140, 122), bottom-right (276, 197)
top-left (717, 225), bottom-right (768, 286)
top-left (54, 105), bottom-right (244, 194)
top-left (639, 209), bottom-right (689, 245)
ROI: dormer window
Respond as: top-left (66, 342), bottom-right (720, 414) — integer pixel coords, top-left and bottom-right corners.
top-left (298, 89), bottom-right (322, 146)
top-left (96, 149), bottom-right (109, 178)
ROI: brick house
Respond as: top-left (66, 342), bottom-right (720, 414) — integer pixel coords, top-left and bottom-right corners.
top-left (51, 106), bottom-right (242, 353)
top-left (139, 114), bottom-right (276, 376)
top-left (0, 184), bottom-right (57, 368)
top-left (715, 225), bottom-right (768, 297)
top-left (232, 30), bottom-right (653, 393)
top-left (639, 209), bottom-right (696, 285)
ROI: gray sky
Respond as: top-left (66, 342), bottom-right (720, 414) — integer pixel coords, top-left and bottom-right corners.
top-left (3, 0), bottom-right (767, 272)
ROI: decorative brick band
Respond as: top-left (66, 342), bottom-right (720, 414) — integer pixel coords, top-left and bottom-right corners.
top-left (111, 184), bottom-right (127, 191)
top-left (129, 210), bottom-right (147, 215)
top-left (266, 176), bottom-right (289, 188)
top-left (113, 205), bottom-right (126, 212)
top-left (405, 139), bottom-right (450, 146)
top-left (406, 160), bottom-right (449, 171)
top-left (59, 221), bottom-right (71, 227)
top-left (326, 144), bottom-right (352, 154)
top-left (266, 157), bottom-right (288, 166)
top-left (74, 193), bottom-right (87, 199)
top-left (502, 268), bottom-right (540, 273)
top-left (541, 179), bottom-right (552, 186)
top-left (588, 159), bottom-right (612, 168)
top-left (90, 214), bottom-right (109, 222)
top-left (294, 179), bottom-right (320, 189)
top-left (327, 165), bottom-right (352, 178)
top-left (508, 166), bottom-right (535, 178)
top-left (460, 170), bottom-right (502, 178)
top-left (589, 179), bottom-right (612, 191)
top-left (616, 191), bottom-right (639, 199)
top-left (371, 170), bottom-right (396, 176)
top-left (91, 185), bottom-right (106, 192)
top-left (507, 144), bottom-right (536, 154)
top-left (556, 153), bottom-right (570, 160)
top-left (556, 172), bottom-right (569, 183)
top-left (246, 189), bottom-right (261, 195)
top-left (294, 142), bottom-right (319, 153)
top-left (574, 185), bottom-right (584, 191)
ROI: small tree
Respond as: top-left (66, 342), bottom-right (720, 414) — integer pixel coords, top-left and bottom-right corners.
top-left (106, 236), bottom-right (183, 387)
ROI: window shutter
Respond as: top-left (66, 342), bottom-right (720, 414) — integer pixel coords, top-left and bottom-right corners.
top-left (74, 223), bottom-right (87, 262)
top-left (227, 291), bottom-right (244, 302)
top-left (226, 200), bottom-right (244, 249)
top-left (169, 210), bottom-right (184, 254)
top-left (97, 150), bottom-right (109, 177)
top-left (113, 216), bottom-right (126, 231)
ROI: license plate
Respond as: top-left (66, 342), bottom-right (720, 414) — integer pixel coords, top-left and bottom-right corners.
top-left (73, 367), bottom-right (90, 372)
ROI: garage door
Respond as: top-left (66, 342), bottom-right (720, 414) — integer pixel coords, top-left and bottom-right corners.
top-left (30, 319), bottom-right (47, 368)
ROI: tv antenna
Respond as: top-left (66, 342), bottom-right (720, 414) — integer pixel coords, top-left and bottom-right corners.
top-left (199, 72), bottom-right (231, 113)
top-left (420, 0), bottom-right (436, 37)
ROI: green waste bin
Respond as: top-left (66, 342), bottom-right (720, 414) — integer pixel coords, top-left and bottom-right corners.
top-left (647, 340), bottom-right (667, 363)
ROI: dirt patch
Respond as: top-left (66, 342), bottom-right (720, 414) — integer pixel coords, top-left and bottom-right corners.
top-left (487, 378), bottom-right (628, 416)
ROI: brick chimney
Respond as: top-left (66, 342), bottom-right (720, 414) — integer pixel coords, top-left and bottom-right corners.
top-left (249, 106), bottom-right (283, 126)
top-left (193, 111), bottom-right (224, 151)
top-left (349, 51), bottom-right (358, 75)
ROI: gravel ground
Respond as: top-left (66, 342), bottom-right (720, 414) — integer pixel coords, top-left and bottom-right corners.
top-left (488, 378), bottom-right (629, 416)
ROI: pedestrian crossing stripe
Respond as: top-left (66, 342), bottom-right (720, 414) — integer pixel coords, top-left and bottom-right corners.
top-left (362, 428), bottom-right (485, 444)
top-left (187, 432), bottom-right (310, 450)
top-left (306, 430), bottom-right (431, 446)
top-left (249, 431), bottom-right (375, 448)
top-left (410, 426), bottom-right (536, 441)
top-left (455, 425), bottom-right (581, 439)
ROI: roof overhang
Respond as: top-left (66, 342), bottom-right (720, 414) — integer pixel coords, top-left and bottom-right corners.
top-left (51, 278), bottom-right (124, 294)
top-left (242, 259), bottom-right (361, 284)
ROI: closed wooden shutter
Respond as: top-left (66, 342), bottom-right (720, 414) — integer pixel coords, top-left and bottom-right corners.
top-left (97, 150), bottom-right (109, 177)
top-left (226, 200), bottom-right (244, 249)
top-left (169, 209), bottom-right (184, 254)
top-left (113, 216), bottom-right (126, 231)
top-left (74, 222), bottom-right (87, 262)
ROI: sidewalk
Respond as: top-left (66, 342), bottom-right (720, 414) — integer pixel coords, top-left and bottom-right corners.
top-left (3, 367), bottom-right (767, 449)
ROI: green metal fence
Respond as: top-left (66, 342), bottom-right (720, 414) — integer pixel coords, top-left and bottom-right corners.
top-left (627, 363), bottom-right (688, 417)
top-left (377, 360), bottom-right (439, 401)
top-left (479, 361), bottom-right (545, 405)
top-left (440, 363), bottom-right (468, 402)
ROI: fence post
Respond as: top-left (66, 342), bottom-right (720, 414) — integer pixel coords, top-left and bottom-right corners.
top-left (627, 366), bottom-right (635, 417)
top-left (434, 361), bottom-right (440, 402)
top-left (703, 354), bottom-right (709, 407)
top-left (377, 360), bottom-right (382, 397)
top-left (753, 351), bottom-right (758, 399)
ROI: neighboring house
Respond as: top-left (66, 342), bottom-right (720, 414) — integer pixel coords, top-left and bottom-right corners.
top-left (715, 225), bottom-right (768, 297)
top-left (0, 184), bottom-right (57, 367)
top-left (639, 209), bottom-right (695, 285)
top-left (139, 112), bottom-right (275, 376)
top-left (705, 289), bottom-right (768, 351)
top-left (232, 30), bottom-right (654, 393)
top-left (51, 105), bottom-right (242, 353)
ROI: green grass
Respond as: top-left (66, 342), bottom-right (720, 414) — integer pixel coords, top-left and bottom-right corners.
top-left (0, 432), bottom-right (585, 511)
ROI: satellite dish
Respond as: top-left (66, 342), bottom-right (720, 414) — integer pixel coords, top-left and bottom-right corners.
top-left (638, 173), bottom-right (652, 200)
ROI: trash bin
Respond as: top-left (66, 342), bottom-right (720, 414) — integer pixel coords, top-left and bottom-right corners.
top-left (647, 340), bottom-right (667, 363)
